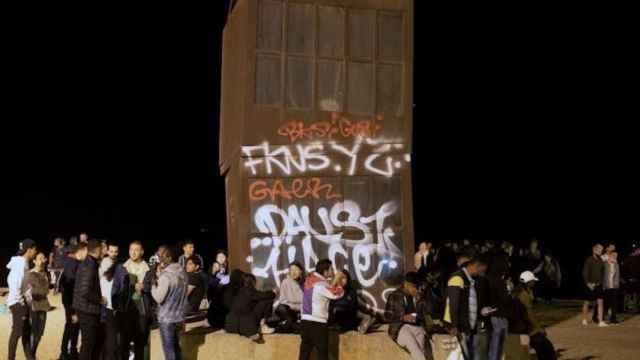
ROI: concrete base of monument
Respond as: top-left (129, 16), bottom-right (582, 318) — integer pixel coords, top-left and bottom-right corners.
top-left (149, 320), bottom-right (530, 360)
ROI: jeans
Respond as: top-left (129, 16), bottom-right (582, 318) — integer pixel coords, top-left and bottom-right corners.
top-left (29, 310), bottom-right (47, 358)
top-left (299, 320), bottom-right (329, 360)
top-left (488, 317), bottom-right (508, 360)
top-left (396, 324), bottom-right (428, 360)
top-left (460, 333), bottom-right (484, 360)
top-left (159, 322), bottom-right (183, 360)
top-left (61, 305), bottom-right (80, 356)
top-left (78, 311), bottom-right (101, 360)
top-left (8, 303), bottom-right (31, 360)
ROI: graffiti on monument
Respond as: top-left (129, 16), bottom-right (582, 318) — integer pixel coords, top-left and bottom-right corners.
top-left (243, 113), bottom-right (409, 312)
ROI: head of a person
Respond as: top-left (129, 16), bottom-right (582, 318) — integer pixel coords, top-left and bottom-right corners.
top-left (418, 242), bottom-right (431, 253)
top-left (403, 271), bottom-right (420, 297)
top-left (18, 239), bottom-right (38, 260)
top-left (182, 239), bottom-right (195, 257)
top-left (544, 254), bottom-right (552, 262)
top-left (69, 236), bottom-right (79, 246)
top-left (609, 252), bottom-right (618, 262)
top-left (74, 243), bottom-right (88, 260)
top-left (79, 232), bottom-right (89, 244)
top-left (464, 257), bottom-right (488, 277)
top-left (34, 252), bottom-right (47, 270)
top-left (456, 254), bottom-right (471, 267)
top-left (485, 240), bottom-right (495, 249)
top-left (606, 243), bottom-right (616, 254)
top-left (520, 271), bottom-right (538, 289)
top-left (87, 239), bottom-right (103, 259)
top-left (54, 237), bottom-right (65, 248)
top-left (100, 240), bottom-right (108, 256)
top-left (129, 241), bottom-right (144, 262)
top-left (530, 238), bottom-right (538, 251)
top-left (288, 261), bottom-right (304, 281)
top-left (242, 273), bottom-right (257, 289)
top-left (106, 243), bottom-right (119, 261)
top-left (158, 245), bottom-right (179, 266)
top-left (593, 243), bottom-right (603, 256)
top-left (186, 257), bottom-right (202, 273)
top-left (215, 250), bottom-right (228, 266)
top-left (337, 269), bottom-right (351, 288)
top-left (229, 269), bottom-right (245, 288)
top-left (463, 238), bottom-right (471, 246)
top-left (315, 259), bottom-right (333, 279)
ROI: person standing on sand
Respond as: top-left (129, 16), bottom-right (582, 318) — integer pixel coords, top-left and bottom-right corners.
top-left (6, 238), bottom-right (38, 360)
top-left (582, 243), bottom-right (608, 327)
top-left (22, 252), bottom-right (52, 358)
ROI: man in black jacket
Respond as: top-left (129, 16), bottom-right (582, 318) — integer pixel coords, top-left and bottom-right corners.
top-left (582, 243), bottom-right (607, 327)
top-left (444, 256), bottom-right (487, 360)
top-left (59, 243), bottom-right (86, 360)
top-left (73, 240), bottom-right (105, 360)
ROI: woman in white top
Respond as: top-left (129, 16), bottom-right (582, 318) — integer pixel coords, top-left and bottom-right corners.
top-left (274, 262), bottom-right (305, 333)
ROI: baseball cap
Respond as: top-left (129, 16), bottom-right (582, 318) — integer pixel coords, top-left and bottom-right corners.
top-left (519, 271), bottom-right (539, 283)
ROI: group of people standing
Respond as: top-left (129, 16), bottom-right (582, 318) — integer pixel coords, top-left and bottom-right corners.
top-left (582, 243), bottom-right (621, 326)
top-left (5, 234), bottom-right (211, 360)
top-left (389, 239), bottom-right (559, 360)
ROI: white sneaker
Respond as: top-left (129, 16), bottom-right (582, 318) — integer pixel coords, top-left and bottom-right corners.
top-left (598, 322), bottom-right (609, 327)
top-left (582, 319), bottom-right (588, 326)
top-left (261, 324), bottom-right (275, 334)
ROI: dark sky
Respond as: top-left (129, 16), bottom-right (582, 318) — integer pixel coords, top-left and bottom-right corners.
top-left (1, 3), bottom-right (638, 290)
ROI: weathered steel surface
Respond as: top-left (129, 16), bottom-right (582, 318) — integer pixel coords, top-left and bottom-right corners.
top-left (220, 0), bottom-right (414, 311)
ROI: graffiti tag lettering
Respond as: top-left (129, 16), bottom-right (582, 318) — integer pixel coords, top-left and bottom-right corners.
top-left (277, 112), bottom-right (383, 143)
top-left (249, 177), bottom-right (342, 201)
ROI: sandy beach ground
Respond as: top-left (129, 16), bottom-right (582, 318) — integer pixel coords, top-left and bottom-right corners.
top-left (1, 292), bottom-right (639, 360)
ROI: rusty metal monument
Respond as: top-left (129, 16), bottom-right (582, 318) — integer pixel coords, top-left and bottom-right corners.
top-left (219, 0), bottom-right (414, 311)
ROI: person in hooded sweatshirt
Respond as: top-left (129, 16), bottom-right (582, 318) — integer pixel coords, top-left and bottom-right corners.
top-left (6, 238), bottom-right (38, 360)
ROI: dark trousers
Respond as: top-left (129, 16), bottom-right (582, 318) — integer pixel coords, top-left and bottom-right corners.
top-left (604, 288), bottom-right (618, 322)
top-left (159, 322), bottom-right (183, 360)
top-left (120, 306), bottom-right (149, 360)
top-left (299, 320), bottom-right (329, 360)
top-left (61, 304), bottom-right (80, 356)
top-left (530, 333), bottom-right (556, 360)
top-left (29, 310), bottom-right (47, 358)
top-left (275, 304), bottom-right (299, 333)
top-left (100, 309), bottom-right (119, 360)
top-left (78, 311), bottom-right (101, 360)
top-left (254, 298), bottom-right (274, 322)
top-left (8, 303), bottom-right (31, 360)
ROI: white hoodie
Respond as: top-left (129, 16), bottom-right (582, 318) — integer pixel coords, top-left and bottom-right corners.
top-left (6, 256), bottom-right (28, 307)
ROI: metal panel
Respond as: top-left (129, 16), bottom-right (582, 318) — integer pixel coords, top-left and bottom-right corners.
top-left (221, 0), bottom-right (415, 311)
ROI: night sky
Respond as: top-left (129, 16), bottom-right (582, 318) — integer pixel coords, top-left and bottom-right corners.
top-left (2, 2), bottom-right (637, 293)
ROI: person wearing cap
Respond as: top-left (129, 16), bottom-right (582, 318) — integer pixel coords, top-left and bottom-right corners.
top-left (385, 271), bottom-right (433, 360)
top-left (6, 238), bottom-right (38, 360)
top-left (443, 256), bottom-right (487, 360)
top-left (513, 271), bottom-right (557, 360)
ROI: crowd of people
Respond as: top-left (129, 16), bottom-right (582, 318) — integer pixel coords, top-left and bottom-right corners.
top-left (4, 234), bottom-right (640, 360)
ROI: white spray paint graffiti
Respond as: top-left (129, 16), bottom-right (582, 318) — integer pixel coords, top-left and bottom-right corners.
top-left (242, 137), bottom-right (411, 177)
top-left (246, 199), bottom-right (403, 311)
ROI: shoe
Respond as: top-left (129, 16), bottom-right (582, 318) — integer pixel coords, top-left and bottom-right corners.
top-left (581, 319), bottom-right (588, 326)
top-left (598, 322), bottom-right (609, 327)
top-left (250, 334), bottom-right (265, 344)
top-left (358, 315), bottom-right (376, 334)
top-left (261, 323), bottom-right (275, 334)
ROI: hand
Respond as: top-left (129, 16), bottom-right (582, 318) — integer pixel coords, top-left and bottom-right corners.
top-left (135, 282), bottom-right (144, 293)
top-left (72, 314), bottom-right (79, 324)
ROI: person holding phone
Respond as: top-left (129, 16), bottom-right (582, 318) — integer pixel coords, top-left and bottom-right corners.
top-left (385, 272), bottom-right (432, 360)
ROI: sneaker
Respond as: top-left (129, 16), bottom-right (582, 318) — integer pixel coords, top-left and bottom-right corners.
top-left (598, 322), bottom-right (609, 327)
top-left (249, 334), bottom-right (265, 344)
top-left (581, 319), bottom-right (588, 326)
top-left (358, 315), bottom-right (376, 334)
top-left (261, 323), bottom-right (275, 334)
